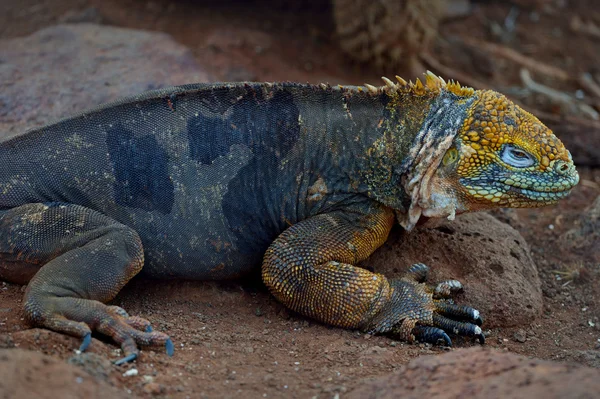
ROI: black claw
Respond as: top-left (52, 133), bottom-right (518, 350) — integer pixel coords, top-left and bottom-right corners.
top-left (165, 338), bottom-right (174, 357)
top-left (79, 333), bottom-right (92, 352)
top-left (412, 326), bottom-right (452, 347)
top-left (474, 315), bottom-right (484, 327)
top-left (476, 332), bottom-right (486, 345)
top-left (114, 353), bottom-right (138, 366)
top-left (441, 331), bottom-right (452, 347)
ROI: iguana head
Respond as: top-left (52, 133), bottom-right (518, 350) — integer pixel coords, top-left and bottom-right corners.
top-left (435, 89), bottom-right (579, 212)
top-left (374, 73), bottom-right (579, 229)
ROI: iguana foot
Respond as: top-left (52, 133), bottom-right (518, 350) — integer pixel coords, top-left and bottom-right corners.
top-left (368, 263), bottom-right (485, 346)
top-left (25, 295), bottom-right (173, 363)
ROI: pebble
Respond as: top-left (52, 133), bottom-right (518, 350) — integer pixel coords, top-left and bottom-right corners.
top-left (122, 368), bottom-right (138, 377)
top-left (513, 329), bottom-right (527, 343)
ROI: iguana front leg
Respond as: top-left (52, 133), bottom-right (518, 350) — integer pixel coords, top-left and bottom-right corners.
top-left (0, 203), bottom-right (173, 364)
top-left (262, 204), bottom-right (484, 345)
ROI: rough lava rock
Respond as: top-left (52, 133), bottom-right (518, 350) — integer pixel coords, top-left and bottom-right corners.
top-left (0, 23), bottom-right (212, 139)
top-left (0, 348), bottom-right (128, 399)
top-left (367, 212), bottom-right (542, 328)
top-left (347, 347), bottom-right (600, 399)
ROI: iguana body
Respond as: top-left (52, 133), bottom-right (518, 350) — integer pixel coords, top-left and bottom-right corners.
top-left (0, 74), bottom-right (579, 363)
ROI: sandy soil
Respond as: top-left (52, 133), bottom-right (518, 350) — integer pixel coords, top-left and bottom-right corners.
top-left (1, 1), bottom-right (599, 398)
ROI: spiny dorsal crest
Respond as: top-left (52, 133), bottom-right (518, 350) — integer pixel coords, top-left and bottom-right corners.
top-left (363, 71), bottom-right (475, 97)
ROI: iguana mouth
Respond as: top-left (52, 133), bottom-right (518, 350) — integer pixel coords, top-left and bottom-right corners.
top-left (504, 184), bottom-right (573, 202)
top-left (461, 179), bottom-right (576, 207)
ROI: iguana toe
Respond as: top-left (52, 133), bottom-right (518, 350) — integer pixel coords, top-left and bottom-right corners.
top-left (107, 305), bottom-right (154, 332)
top-left (433, 279), bottom-right (464, 298)
top-left (402, 263), bottom-right (429, 283)
top-left (124, 315), bottom-right (154, 332)
top-left (432, 313), bottom-right (485, 344)
top-left (412, 326), bottom-right (452, 347)
top-left (435, 301), bottom-right (483, 326)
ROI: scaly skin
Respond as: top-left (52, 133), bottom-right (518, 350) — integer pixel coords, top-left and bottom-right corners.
top-left (0, 73), bottom-right (578, 362)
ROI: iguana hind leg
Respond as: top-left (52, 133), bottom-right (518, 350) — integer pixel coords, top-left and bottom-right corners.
top-left (0, 203), bottom-right (172, 363)
top-left (262, 204), bottom-right (484, 345)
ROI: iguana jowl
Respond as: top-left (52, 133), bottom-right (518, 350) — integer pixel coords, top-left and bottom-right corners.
top-left (0, 73), bottom-right (579, 363)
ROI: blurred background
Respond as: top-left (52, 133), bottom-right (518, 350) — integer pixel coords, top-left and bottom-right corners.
top-left (1, 0), bottom-right (599, 166)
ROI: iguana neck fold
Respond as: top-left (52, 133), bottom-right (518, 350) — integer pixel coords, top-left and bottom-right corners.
top-left (399, 92), bottom-right (477, 230)
top-left (357, 88), bottom-right (476, 231)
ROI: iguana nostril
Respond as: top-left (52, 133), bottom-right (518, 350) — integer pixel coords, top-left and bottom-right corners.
top-left (555, 161), bottom-right (571, 175)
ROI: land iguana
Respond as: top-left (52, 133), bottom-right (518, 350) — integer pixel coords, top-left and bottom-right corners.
top-left (0, 73), bottom-right (579, 364)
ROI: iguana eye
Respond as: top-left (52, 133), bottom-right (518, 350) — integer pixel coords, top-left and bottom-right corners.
top-left (501, 145), bottom-right (535, 167)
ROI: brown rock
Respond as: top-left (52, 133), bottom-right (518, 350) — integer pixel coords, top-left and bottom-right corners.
top-left (513, 329), bottom-right (527, 343)
top-left (367, 212), bottom-right (542, 328)
top-left (0, 348), bottom-right (128, 399)
top-left (347, 347), bottom-right (600, 399)
top-left (67, 352), bottom-right (113, 381)
top-left (0, 23), bottom-right (212, 139)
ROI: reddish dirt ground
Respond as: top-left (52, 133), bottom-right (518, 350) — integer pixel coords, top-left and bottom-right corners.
top-left (1, 1), bottom-right (600, 398)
